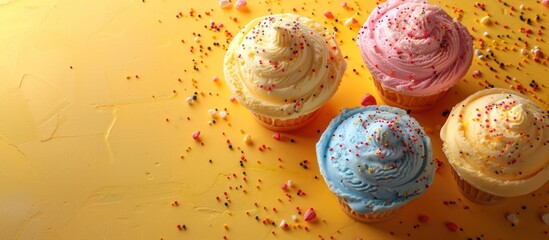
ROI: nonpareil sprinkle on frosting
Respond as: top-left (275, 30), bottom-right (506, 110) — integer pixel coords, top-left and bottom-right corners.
top-left (357, 0), bottom-right (473, 96)
top-left (441, 88), bottom-right (549, 197)
top-left (317, 106), bottom-right (435, 213)
top-left (224, 14), bottom-right (346, 119)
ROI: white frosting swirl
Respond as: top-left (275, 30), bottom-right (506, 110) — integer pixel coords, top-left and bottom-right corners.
top-left (224, 14), bottom-right (347, 119)
top-left (441, 88), bottom-right (549, 197)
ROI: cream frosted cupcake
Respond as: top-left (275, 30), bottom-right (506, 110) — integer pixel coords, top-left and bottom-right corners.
top-left (357, 0), bottom-right (473, 111)
top-left (441, 88), bottom-right (549, 204)
top-left (317, 106), bottom-right (435, 223)
top-left (224, 14), bottom-right (347, 131)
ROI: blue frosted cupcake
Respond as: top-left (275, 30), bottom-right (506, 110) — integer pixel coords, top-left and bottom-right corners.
top-left (316, 106), bottom-right (435, 223)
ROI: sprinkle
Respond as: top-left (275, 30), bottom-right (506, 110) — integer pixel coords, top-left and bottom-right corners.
top-left (483, 32), bottom-right (489, 37)
top-left (287, 180), bottom-right (293, 187)
top-left (281, 183), bottom-right (288, 190)
top-left (543, 0), bottom-right (549, 7)
top-left (243, 134), bottom-right (252, 145)
top-left (542, 213), bottom-right (549, 225)
top-left (418, 214), bottom-right (430, 223)
top-left (279, 220), bottom-right (288, 228)
top-left (186, 97), bottom-right (193, 104)
top-left (212, 76), bottom-right (220, 81)
top-left (472, 70), bottom-right (482, 78)
top-left (520, 49), bottom-right (528, 55)
top-left (235, 0), bottom-right (247, 10)
top-left (480, 16), bottom-right (491, 25)
top-left (344, 17), bottom-right (359, 27)
top-left (208, 108), bottom-right (217, 117)
top-left (341, 1), bottom-right (348, 8)
top-left (192, 131), bottom-right (200, 140)
top-left (292, 215), bottom-right (298, 221)
top-left (304, 208), bottom-right (317, 222)
top-left (219, 110), bottom-right (228, 119)
top-left (360, 93), bottom-right (377, 106)
top-left (219, 0), bottom-right (231, 8)
top-left (445, 222), bottom-right (458, 232)
top-left (506, 213), bottom-right (519, 225)
top-left (324, 11), bottom-right (334, 19)
top-left (272, 132), bottom-right (281, 141)
top-left (194, 36), bottom-right (200, 42)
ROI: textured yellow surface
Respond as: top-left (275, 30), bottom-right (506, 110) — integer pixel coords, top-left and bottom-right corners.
top-left (0, 0), bottom-right (548, 239)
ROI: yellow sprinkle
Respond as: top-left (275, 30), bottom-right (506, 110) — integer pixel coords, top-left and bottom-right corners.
top-left (480, 16), bottom-right (491, 25)
top-left (243, 134), bottom-right (252, 145)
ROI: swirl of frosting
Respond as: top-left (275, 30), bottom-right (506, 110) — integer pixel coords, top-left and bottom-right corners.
top-left (356, 0), bottom-right (473, 96)
top-left (316, 106), bottom-right (434, 213)
top-left (441, 88), bottom-right (549, 197)
top-left (224, 14), bottom-right (347, 119)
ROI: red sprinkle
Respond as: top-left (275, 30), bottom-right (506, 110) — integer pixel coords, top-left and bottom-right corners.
top-left (304, 208), bottom-right (317, 222)
top-left (324, 11), bottom-right (334, 19)
top-left (360, 93), bottom-right (377, 106)
top-left (418, 214), bottom-right (430, 223)
top-left (192, 131), bottom-right (201, 140)
top-left (446, 221), bottom-right (458, 232)
top-left (272, 132), bottom-right (282, 141)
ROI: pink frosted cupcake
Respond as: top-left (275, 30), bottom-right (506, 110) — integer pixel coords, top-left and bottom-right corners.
top-left (357, 0), bottom-right (473, 111)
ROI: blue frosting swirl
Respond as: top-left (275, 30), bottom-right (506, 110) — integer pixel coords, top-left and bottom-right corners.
top-left (316, 106), bottom-right (434, 213)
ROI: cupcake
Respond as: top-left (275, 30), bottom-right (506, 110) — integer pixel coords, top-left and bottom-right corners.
top-left (356, 0), bottom-right (473, 111)
top-left (224, 14), bottom-right (347, 131)
top-left (316, 106), bottom-right (435, 223)
top-left (441, 88), bottom-right (549, 204)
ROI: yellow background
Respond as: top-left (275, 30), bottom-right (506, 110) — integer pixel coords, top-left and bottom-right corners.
top-left (1, 0), bottom-right (548, 239)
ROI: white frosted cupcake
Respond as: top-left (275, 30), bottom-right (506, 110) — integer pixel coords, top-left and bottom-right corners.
top-left (441, 88), bottom-right (549, 204)
top-left (224, 14), bottom-right (347, 131)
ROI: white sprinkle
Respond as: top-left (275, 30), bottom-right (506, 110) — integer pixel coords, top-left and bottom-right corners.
top-left (186, 97), bottom-right (193, 104)
top-left (287, 180), bottom-right (293, 187)
top-left (279, 219), bottom-right (287, 228)
top-left (292, 215), bottom-right (298, 221)
top-left (519, 4), bottom-right (524, 10)
top-left (542, 213), bottom-right (549, 225)
top-left (208, 108), bottom-right (217, 117)
top-left (219, 110), bottom-right (228, 119)
top-left (477, 55), bottom-right (484, 59)
top-left (208, 120), bottom-right (213, 125)
top-left (219, 0), bottom-right (231, 8)
top-left (531, 46), bottom-right (541, 55)
top-left (212, 76), bottom-right (220, 81)
top-left (520, 49), bottom-right (528, 55)
top-left (483, 31), bottom-right (489, 37)
top-left (506, 213), bottom-right (519, 225)
top-left (194, 36), bottom-right (200, 42)
top-left (475, 49), bottom-right (483, 56)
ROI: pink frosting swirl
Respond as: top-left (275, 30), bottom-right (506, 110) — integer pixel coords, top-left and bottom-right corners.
top-left (357, 0), bottom-right (473, 96)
